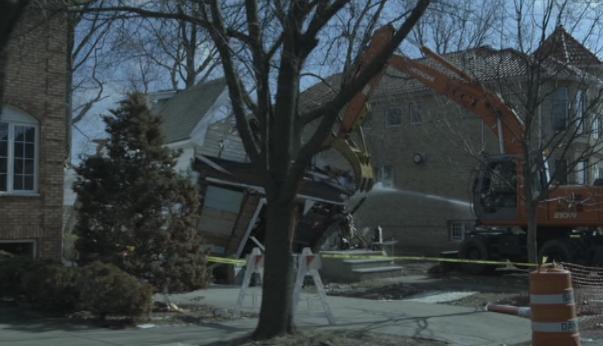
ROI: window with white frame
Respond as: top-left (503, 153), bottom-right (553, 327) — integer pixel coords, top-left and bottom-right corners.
top-left (409, 102), bottom-right (422, 126)
top-left (575, 89), bottom-right (586, 135)
top-left (0, 107), bottom-right (38, 193)
top-left (363, 107), bottom-right (373, 128)
top-left (386, 108), bottom-right (401, 127)
top-left (553, 159), bottom-right (568, 185)
top-left (594, 163), bottom-right (602, 181)
top-left (448, 221), bottom-right (471, 241)
top-left (379, 165), bottom-right (394, 187)
top-left (575, 160), bottom-right (588, 185)
top-left (552, 87), bottom-right (568, 131)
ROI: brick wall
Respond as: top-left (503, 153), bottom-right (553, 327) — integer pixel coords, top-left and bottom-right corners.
top-left (338, 89), bottom-right (490, 255)
top-left (0, 7), bottom-right (68, 259)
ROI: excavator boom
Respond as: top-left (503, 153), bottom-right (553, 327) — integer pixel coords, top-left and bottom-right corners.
top-left (388, 51), bottom-right (524, 156)
top-left (326, 26), bottom-right (396, 192)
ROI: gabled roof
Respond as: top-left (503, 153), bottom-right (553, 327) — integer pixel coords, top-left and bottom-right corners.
top-left (535, 25), bottom-right (601, 67)
top-left (300, 47), bottom-right (530, 108)
top-left (152, 78), bottom-right (227, 144)
top-left (301, 34), bottom-right (603, 105)
top-left (378, 47), bottom-right (530, 97)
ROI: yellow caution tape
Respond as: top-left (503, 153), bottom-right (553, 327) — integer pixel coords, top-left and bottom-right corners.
top-left (319, 254), bottom-right (539, 267)
top-left (207, 256), bottom-right (246, 266)
top-left (206, 253), bottom-right (539, 268)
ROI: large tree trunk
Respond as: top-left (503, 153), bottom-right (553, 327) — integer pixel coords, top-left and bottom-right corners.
top-left (523, 156), bottom-right (538, 264)
top-left (526, 200), bottom-right (538, 263)
top-left (253, 198), bottom-right (298, 339)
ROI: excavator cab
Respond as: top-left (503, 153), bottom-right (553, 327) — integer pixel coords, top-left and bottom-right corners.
top-left (472, 156), bottom-right (518, 221)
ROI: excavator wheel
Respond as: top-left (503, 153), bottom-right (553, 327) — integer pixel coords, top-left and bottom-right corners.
top-left (458, 238), bottom-right (496, 275)
top-left (538, 239), bottom-right (577, 264)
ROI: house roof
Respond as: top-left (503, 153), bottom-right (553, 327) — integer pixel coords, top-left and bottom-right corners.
top-left (300, 47), bottom-right (530, 109)
top-left (152, 78), bottom-right (227, 144)
top-left (535, 25), bottom-right (601, 67)
top-left (377, 47), bottom-right (529, 97)
top-left (301, 30), bottom-right (602, 106)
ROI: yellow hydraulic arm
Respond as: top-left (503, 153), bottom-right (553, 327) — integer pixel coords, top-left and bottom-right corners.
top-left (325, 26), bottom-right (396, 192)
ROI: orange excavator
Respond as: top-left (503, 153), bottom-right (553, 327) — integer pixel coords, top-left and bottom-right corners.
top-left (337, 26), bottom-right (603, 268)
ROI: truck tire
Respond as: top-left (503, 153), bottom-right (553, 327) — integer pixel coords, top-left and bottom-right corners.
top-left (538, 239), bottom-right (576, 264)
top-left (459, 238), bottom-right (495, 275)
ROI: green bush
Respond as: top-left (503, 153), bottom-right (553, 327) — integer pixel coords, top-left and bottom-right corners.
top-left (77, 262), bottom-right (153, 320)
top-left (0, 256), bottom-right (36, 296)
top-left (1, 258), bottom-right (153, 320)
top-left (21, 263), bottom-right (79, 312)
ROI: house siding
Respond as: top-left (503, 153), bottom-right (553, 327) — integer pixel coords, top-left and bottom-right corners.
top-left (353, 90), bottom-right (494, 255)
top-left (312, 50), bottom-right (603, 256)
top-left (0, 7), bottom-right (68, 259)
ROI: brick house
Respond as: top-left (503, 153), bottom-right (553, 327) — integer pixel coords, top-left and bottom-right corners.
top-left (0, 7), bottom-right (69, 259)
top-left (307, 26), bottom-right (603, 256)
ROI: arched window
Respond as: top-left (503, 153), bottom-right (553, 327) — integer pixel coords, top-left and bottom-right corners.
top-left (0, 106), bottom-right (38, 193)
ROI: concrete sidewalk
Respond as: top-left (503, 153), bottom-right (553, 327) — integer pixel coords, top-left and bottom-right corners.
top-left (171, 286), bottom-right (533, 346)
top-left (0, 286), bottom-right (534, 346)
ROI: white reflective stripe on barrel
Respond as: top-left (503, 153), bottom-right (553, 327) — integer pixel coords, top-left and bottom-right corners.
top-left (531, 319), bottom-right (579, 333)
top-left (530, 289), bottom-right (575, 305)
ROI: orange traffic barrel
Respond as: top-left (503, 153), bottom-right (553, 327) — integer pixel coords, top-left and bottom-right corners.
top-left (530, 266), bottom-right (580, 346)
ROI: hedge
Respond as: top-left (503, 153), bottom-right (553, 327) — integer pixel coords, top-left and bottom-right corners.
top-left (0, 257), bottom-right (153, 320)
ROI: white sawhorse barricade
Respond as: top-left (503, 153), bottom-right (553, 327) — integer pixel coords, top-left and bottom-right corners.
top-left (234, 247), bottom-right (335, 325)
top-left (234, 247), bottom-right (264, 313)
top-left (292, 248), bottom-right (336, 325)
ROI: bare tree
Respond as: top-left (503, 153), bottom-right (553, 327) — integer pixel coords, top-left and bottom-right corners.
top-left (418, 0), bottom-right (603, 264)
top-left (113, 5), bottom-right (222, 91)
top-left (500, 0), bottom-right (603, 263)
top-left (68, 5), bottom-right (116, 125)
top-left (69, 2), bottom-right (233, 128)
top-left (80, 0), bottom-right (430, 338)
top-left (411, 0), bottom-right (502, 54)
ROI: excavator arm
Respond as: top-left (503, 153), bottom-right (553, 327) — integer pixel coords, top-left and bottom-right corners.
top-left (324, 26), bottom-right (395, 192)
top-left (388, 49), bottom-right (525, 156)
top-left (328, 26), bottom-right (526, 193)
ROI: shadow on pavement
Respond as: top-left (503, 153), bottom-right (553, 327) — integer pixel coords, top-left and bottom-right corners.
top-left (0, 303), bottom-right (103, 333)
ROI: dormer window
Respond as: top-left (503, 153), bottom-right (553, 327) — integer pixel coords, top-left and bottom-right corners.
top-left (0, 106), bottom-right (38, 194)
top-left (552, 87), bottom-right (568, 131)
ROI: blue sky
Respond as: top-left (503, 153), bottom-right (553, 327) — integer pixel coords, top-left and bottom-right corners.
top-left (70, 0), bottom-right (603, 164)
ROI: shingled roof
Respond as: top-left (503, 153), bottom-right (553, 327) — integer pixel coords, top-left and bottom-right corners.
top-left (301, 30), bottom-right (602, 108)
top-left (153, 78), bottom-right (227, 144)
top-left (300, 46), bottom-right (530, 110)
top-left (535, 25), bottom-right (601, 68)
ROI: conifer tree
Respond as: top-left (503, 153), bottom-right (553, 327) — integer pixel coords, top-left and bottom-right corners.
top-left (73, 93), bottom-right (207, 291)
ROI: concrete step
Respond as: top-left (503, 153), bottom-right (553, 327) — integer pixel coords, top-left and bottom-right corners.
top-left (343, 258), bottom-right (395, 270)
top-left (319, 249), bottom-right (400, 282)
top-left (320, 250), bottom-right (385, 257)
top-left (351, 265), bottom-right (403, 281)
top-left (352, 265), bottom-right (403, 273)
